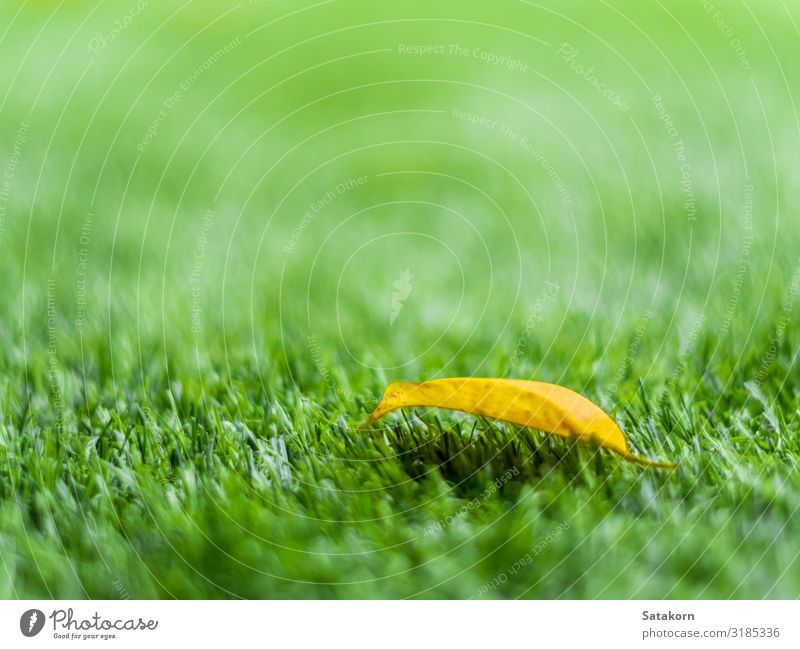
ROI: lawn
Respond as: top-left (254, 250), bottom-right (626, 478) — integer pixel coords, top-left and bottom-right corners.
top-left (1, 0), bottom-right (799, 598)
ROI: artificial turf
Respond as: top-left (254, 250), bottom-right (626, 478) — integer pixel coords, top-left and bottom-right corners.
top-left (1, 0), bottom-right (799, 598)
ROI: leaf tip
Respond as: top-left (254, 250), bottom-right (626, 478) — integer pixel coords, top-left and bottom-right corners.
top-left (623, 452), bottom-right (679, 470)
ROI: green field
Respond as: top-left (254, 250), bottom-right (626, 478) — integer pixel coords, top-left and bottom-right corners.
top-left (1, 0), bottom-right (799, 598)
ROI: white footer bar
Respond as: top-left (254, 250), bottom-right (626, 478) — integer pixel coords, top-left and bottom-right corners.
top-left (1, 600), bottom-right (796, 648)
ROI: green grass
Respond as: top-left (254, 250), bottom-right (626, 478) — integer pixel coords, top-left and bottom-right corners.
top-left (1, 0), bottom-right (800, 598)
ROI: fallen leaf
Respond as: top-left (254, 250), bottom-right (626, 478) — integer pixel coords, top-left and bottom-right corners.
top-left (367, 377), bottom-right (676, 469)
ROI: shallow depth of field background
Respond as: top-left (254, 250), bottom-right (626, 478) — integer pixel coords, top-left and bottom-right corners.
top-left (1, 0), bottom-right (799, 597)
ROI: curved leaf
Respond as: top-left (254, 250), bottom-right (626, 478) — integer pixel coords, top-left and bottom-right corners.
top-left (367, 377), bottom-right (676, 469)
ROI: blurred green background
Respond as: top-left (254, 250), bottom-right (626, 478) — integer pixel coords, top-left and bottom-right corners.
top-left (0, 0), bottom-right (799, 598)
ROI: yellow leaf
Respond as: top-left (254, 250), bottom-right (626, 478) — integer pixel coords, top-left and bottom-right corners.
top-left (367, 377), bottom-right (676, 469)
